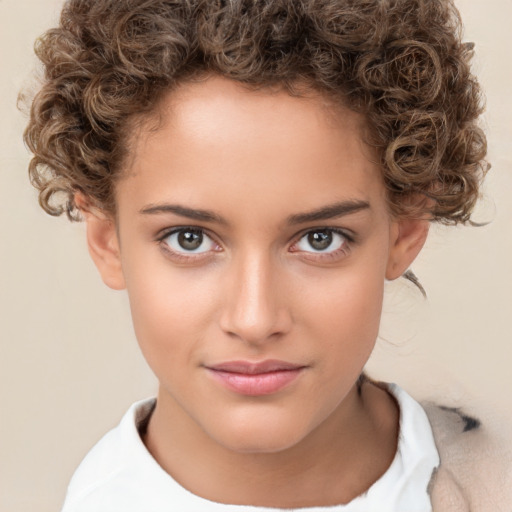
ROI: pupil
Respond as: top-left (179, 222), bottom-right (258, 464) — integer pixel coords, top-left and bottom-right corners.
top-left (308, 231), bottom-right (332, 250)
top-left (178, 230), bottom-right (203, 250)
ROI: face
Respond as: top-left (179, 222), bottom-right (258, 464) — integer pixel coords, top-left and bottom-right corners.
top-left (86, 76), bottom-right (427, 454)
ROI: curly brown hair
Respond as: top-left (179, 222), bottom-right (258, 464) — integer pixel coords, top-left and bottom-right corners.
top-left (23, 0), bottom-right (487, 223)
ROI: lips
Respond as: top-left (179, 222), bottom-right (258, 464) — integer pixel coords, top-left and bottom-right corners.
top-left (205, 360), bottom-right (307, 396)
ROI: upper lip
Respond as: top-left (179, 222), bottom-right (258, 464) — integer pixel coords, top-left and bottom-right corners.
top-left (206, 360), bottom-right (306, 374)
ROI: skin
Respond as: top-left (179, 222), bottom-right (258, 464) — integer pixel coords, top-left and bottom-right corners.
top-left (80, 75), bottom-right (429, 507)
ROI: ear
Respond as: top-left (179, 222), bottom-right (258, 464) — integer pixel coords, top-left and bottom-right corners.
top-left (75, 194), bottom-right (126, 290)
top-left (385, 217), bottom-right (430, 281)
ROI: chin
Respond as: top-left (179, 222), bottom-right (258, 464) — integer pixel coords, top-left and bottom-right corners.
top-left (217, 431), bottom-right (305, 455)
top-left (205, 410), bottom-right (311, 455)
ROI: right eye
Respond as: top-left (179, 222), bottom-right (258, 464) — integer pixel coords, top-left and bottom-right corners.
top-left (161, 228), bottom-right (218, 255)
top-left (294, 229), bottom-right (348, 254)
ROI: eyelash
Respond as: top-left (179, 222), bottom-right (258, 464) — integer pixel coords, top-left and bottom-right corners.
top-left (156, 226), bottom-right (355, 263)
top-left (290, 227), bottom-right (354, 262)
top-left (156, 227), bottom-right (221, 263)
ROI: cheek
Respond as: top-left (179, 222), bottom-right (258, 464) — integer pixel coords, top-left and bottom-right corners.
top-left (121, 249), bottom-right (220, 371)
top-left (302, 256), bottom-right (385, 326)
top-left (296, 256), bottom-right (386, 367)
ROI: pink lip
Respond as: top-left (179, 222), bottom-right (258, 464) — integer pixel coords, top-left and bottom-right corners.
top-left (205, 360), bottom-right (307, 396)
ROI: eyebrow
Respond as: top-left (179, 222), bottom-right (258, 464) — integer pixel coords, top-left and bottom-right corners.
top-left (140, 204), bottom-right (227, 224)
top-left (139, 199), bottom-right (371, 225)
top-left (286, 200), bottom-right (371, 224)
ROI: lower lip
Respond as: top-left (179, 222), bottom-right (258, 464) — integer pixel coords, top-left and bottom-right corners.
top-left (207, 368), bottom-right (304, 396)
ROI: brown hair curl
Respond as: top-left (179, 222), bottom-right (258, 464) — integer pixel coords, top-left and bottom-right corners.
top-left (24, 0), bottom-right (487, 222)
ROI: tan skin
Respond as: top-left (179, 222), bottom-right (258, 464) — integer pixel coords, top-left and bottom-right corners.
top-left (79, 76), bottom-right (429, 507)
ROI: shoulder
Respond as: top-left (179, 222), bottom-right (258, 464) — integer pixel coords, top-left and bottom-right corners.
top-left (423, 402), bottom-right (512, 512)
top-left (61, 399), bottom-right (157, 511)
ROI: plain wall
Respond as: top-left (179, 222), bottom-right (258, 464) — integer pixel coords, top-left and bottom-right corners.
top-left (1, 1), bottom-right (511, 510)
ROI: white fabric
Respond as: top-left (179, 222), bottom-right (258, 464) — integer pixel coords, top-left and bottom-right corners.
top-left (61, 384), bottom-right (440, 512)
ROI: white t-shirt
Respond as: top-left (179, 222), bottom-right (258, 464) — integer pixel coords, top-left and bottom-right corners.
top-left (61, 384), bottom-right (440, 512)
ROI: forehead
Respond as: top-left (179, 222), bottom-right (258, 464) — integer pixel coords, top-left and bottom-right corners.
top-left (118, 76), bottom-right (387, 222)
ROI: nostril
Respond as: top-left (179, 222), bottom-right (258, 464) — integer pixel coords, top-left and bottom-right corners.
top-left (218, 257), bottom-right (292, 344)
top-left (219, 304), bottom-right (293, 345)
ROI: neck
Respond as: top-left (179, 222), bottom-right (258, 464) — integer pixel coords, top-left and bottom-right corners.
top-left (143, 380), bottom-right (398, 508)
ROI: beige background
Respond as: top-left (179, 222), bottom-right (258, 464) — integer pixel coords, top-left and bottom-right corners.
top-left (1, 1), bottom-right (511, 511)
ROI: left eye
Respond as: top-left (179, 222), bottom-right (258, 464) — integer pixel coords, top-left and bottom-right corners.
top-left (162, 228), bottom-right (217, 254)
top-left (295, 229), bottom-right (347, 253)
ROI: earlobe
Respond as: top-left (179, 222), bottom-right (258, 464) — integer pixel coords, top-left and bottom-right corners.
top-left (385, 218), bottom-right (430, 281)
top-left (75, 194), bottom-right (126, 290)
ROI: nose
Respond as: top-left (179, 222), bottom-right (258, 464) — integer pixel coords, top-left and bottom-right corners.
top-left (219, 251), bottom-right (292, 345)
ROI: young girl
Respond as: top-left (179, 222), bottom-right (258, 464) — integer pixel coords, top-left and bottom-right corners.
top-left (23, 0), bottom-right (510, 510)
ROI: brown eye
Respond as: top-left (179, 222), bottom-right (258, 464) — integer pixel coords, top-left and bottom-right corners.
top-left (307, 231), bottom-right (332, 251)
top-left (177, 230), bottom-right (203, 250)
top-left (162, 228), bottom-right (216, 254)
top-left (295, 229), bottom-right (347, 253)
